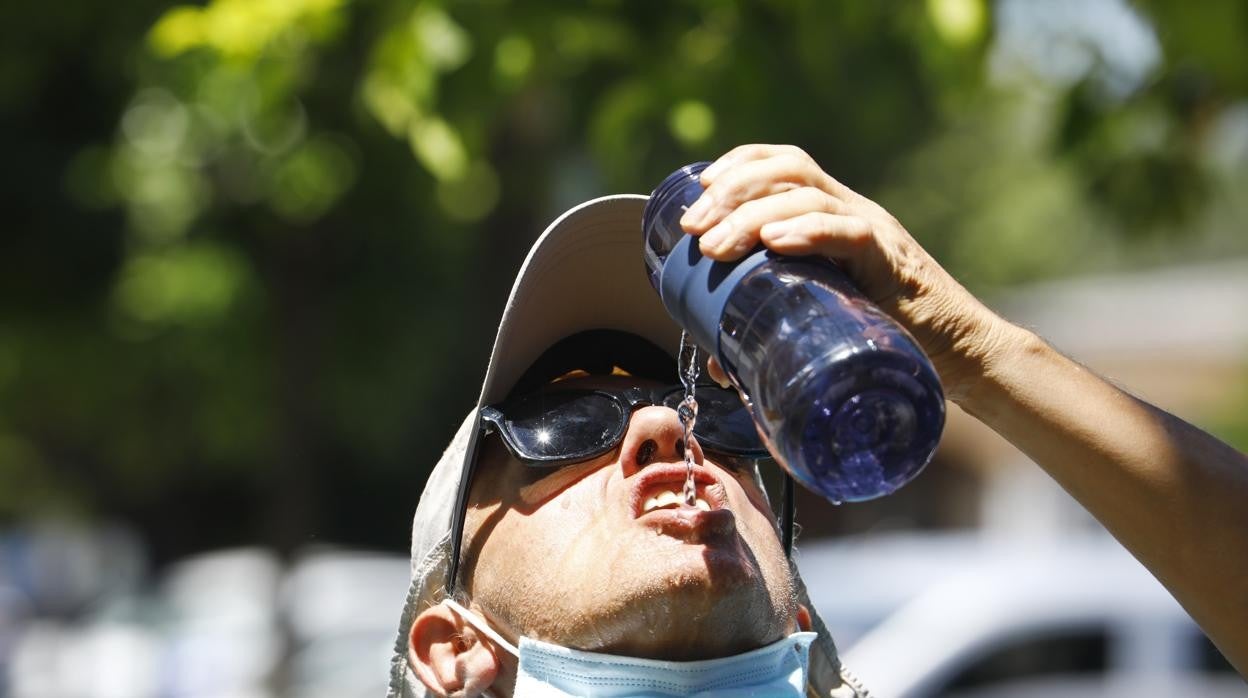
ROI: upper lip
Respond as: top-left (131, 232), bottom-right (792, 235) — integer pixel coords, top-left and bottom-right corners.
top-left (629, 463), bottom-right (727, 518)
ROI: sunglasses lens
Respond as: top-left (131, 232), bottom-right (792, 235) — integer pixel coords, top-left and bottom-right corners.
top-left (502, 392), bottom-right (624, 463)
top-left (665, 386), bottom-right (765, 454)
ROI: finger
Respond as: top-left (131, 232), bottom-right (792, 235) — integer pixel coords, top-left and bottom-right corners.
top-left (702, 144), bottom-right (858, 204)
top-left (706, 357), bottom-right (752, 418)
top-left (759, 211), bottom-right (875, 269)
top-left (699, 187), bottom-right (842, 260)
top-left (700, 143), bottom-right (813, 184)
top-left (681, 152), bottom-right (836, 234)
top-left (705, 356), bottom-right (730, 388)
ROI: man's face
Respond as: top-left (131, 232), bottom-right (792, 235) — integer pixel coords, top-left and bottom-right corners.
top-left (459, 374), bottom-right (798, 661)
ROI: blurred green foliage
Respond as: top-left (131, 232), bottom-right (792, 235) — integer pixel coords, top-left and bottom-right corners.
top-left (2, 0), bottom-right (1246, 558)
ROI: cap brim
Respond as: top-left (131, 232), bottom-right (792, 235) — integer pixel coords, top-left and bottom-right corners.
top-left (477, 194), bottom-right (683, 406)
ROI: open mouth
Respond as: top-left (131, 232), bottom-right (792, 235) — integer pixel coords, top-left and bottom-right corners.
top-left (642, 486), bottom-right (713, 513)
top-left (631, 464), bottom-right (727, 518)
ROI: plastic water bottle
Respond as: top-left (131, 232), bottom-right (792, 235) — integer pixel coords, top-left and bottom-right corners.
top-left (642, 162), bottom-right (946, 503)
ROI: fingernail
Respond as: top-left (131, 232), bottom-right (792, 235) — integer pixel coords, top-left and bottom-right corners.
top-left (680, 194), bottom-right (714, 228)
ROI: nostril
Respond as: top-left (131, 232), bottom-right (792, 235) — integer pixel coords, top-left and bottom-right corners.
top-left (636, 439), bottom-right (657, 466)
top-left (674, 437), bottom-right (685, 457)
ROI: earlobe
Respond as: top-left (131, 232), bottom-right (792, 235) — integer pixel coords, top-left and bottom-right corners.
top-left (796, 604), bottom-right (812, 632)
top-left (409, 604), bottom-right (501, 697)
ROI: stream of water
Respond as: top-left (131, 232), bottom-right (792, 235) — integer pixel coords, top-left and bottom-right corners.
top-left (677, 332), bottom-right (700, 506)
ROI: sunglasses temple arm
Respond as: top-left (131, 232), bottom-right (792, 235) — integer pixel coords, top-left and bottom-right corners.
top-left (782, 472), bottom-right (795, 557)
top-left (446, 411), bottom-right (486, 596)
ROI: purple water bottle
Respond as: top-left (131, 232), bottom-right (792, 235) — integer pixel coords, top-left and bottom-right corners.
top-left (643, 162), bottom-right (945, 503)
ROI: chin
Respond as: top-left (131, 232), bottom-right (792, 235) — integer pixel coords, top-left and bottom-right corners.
top-left (566, 540), bottom-right (794, 661)
top-left (667, 539), bottom-right (769, 594)
top-left (610, 583), bottom-right (791, 661)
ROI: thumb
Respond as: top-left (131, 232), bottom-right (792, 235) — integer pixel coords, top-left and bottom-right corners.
top-left (706, 356), bottom-right (731, 388)
top-left (760, 212), bottom-right (875, 264)
top-left (759, 211), bottom-right (899, 304)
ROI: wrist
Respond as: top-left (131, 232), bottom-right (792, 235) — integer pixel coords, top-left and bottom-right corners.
top-left (954, 317), bottom-right (1045, 419)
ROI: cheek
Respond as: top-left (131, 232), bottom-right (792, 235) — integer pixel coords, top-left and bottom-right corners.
top-left (480, 486), bottom-right (607, 570)
top-left (723, 477), bottom-right (787, 557)
top-left (468, 512), bottom-right (543, 606)
top-left (726, 471), bottom-right (779, 526)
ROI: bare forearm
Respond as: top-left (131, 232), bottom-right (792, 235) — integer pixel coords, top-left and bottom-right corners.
top-left (961, 322), bottom-right (1248, 674)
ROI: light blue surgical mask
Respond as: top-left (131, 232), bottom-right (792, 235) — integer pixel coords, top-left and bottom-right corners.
top-left (443, 599), bottom-right (816, 697)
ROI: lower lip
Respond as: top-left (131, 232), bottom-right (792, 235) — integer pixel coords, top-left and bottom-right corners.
top-left (637, 507), bottom-right (736, 541)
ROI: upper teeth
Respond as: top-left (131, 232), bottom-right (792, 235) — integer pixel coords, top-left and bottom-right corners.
top-left (643, 488), bottom-right (711, 513)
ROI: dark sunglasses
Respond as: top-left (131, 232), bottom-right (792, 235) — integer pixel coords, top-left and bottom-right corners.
top-left (479, 383), bottom-right (770, 467)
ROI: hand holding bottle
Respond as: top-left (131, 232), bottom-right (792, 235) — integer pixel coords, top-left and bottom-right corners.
top-left (680, 144), bottom-right (1010, 407)
top-left (645, 160), bottom-right (944, 503)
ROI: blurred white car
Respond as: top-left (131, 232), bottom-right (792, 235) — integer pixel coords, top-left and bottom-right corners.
top-left (797, 532), bottom-right (1244, 697)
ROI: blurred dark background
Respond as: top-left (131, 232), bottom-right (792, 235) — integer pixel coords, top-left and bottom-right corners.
top-left (2, 0), bottom-right (1246, 695)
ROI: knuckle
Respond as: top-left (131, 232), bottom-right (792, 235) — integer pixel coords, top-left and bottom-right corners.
top-left (775, 152), bottom-right (807, 176)
top-left (846, 217), bottom-right (875, 243)
top-left (799, 211), bottom-right (833, 237)
top-left (728, 196), bottom-right (766, 224)
top-left (795, 186), bottom-right (835, 211)
top-left (714, 174), bottom-right (752, 207)
top-left (737, 144), bottom-right (769, 160)
top-left (780, 144), bottom-right (812, 163)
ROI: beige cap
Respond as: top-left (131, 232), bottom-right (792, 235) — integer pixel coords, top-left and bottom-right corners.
top-left (475, 194), bottom-right (682, 407)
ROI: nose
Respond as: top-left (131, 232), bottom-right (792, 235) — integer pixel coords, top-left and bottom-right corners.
top-left (618, 405), bottom-right (704, 474)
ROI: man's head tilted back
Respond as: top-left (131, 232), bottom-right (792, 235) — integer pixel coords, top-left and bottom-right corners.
top-left (387, 196), bottom-right (865, 697)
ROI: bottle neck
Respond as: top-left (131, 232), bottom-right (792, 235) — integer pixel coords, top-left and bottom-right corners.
top-left (642, 162), bottom-right (711, 290)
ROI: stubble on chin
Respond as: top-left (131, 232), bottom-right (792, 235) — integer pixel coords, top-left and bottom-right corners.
top-left (517, 543), bottom-right (797, 662)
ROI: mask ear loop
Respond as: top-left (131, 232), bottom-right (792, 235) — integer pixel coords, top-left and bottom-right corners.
top-left (442, 599), bottom-right (520, 659)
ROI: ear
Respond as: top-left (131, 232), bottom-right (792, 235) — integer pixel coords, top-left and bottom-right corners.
top-left (796, 603), bottom-right (813, 632)
top-left (409, 604), bottom-right (501, 697)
